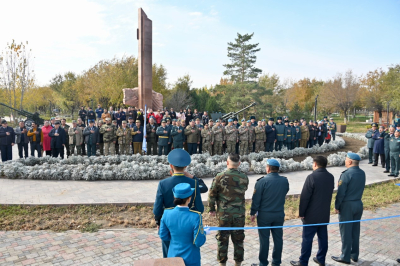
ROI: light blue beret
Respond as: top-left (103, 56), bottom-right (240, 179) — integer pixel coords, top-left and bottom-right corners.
top-left (168, 149), bottom-right (191, 167)
top-left (228, 119), bottom-right (233, 122)
top-left (173, 183), bottom-right (194, 199)
top-left (267, 159), bottom-right (280, 167)
top-left (347, 152), bottom-right (361, 161)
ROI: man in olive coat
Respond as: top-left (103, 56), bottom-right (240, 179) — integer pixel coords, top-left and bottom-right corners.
top-left (290, 156), bottom-right (334, 266)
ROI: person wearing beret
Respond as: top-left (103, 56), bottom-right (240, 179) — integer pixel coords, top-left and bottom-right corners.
top-left (153, 149), bottom-right (205, 258)
top-left (250, 159), bottom-right (289, 266)
top-left (365, 123), bottom-right (378, 164)
top-left (0, 120), bottom-right (15, 162)
top-left (388, 129), bottom-right (400, 177)
top-left (48, 121), bottom-right (66, 159)
top-left (332, 153), bottom-right (366, 264)
top-left (290, 156), bottom-right (334, 266)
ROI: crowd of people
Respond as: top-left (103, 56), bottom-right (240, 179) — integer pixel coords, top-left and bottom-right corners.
top-left (155, 149), bottom-right (371, 266)
top-left (0, 104), bottom-right (339, 162)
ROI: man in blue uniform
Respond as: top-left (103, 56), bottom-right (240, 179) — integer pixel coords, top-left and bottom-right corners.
top-left (275, 117), bottom-right (285, 151)
top-left (159, 183), bottom-right (207, 266)
top-left (365, 123), bottom-right (378, 164)
top-left (153, 149), bottom-right (205, 258)
top-left (332, 153), bottom-right (366, 264)
top-left (265, 118), bottom-right (276, 152)
top-left (294, 120), bottom-right (301, 148)
top-left (284, 120), bottom-right (293, 150)
top-left (250, 159), bottom-right (289, 266)
top-left (383, 125), bottom-right (395, 173)
top-left (156, 120), bottom-right (170, 156)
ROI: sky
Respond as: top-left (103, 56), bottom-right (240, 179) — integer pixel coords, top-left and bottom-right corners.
top-left (1, 0), bottom-right (399, 88)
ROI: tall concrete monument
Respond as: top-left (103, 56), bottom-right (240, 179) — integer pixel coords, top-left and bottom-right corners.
top-left (123, 8), bottom-right (163, 110)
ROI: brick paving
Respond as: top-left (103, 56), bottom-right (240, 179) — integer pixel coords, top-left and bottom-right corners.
top-left (0, 203), bottom-right (399, 265)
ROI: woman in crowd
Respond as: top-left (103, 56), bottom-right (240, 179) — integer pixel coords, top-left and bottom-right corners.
top-left (41, 120), bottom-right (53, 156)
top-left (159, 183), bottom-right (207, 266)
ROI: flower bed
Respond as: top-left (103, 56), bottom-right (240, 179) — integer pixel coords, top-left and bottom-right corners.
top-left (0, 134), bottom-right (367, 180)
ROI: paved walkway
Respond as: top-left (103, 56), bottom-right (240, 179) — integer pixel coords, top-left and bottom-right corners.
top-left (1, 203), bottom-right (399, 265)
top-left (0, 160), bottom-right (396, 205)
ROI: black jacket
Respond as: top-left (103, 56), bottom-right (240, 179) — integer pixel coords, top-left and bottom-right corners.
top-left (0, 126), bottom-right (15, 145)
top-left (299, 168), bottom-right (334, 224)
top-left (83, 126), bottom-right (100, 145)
top-left (49, 127), bottom-right (66, 149)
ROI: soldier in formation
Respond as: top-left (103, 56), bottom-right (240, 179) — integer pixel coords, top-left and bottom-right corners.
top-left (157, 120), bottom-right (170, 156)
top-left (238, 119), bottom-right (250, 155)
top-left (225, 119), bottom-right (238, 154)
top-left (254, 121), bottom-right (266, 152)
top-left (213, 120), bottom-right (224, 155)
top-left (201, 123), bottom-right (213, 154)
top-left (116, 121), bottom-right (133, 155)
top-left (100, 117), bottom-right (116, 156)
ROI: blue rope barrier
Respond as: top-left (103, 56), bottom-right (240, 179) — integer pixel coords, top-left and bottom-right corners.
top-left (205, 214), bottom-right (400, 231)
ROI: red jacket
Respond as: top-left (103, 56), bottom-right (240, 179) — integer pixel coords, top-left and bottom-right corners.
top-left (154, 113), bottom-right (163, 124)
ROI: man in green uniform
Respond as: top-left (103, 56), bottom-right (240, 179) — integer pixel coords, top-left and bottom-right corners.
top-left (254, 121), bottom-right (266, 152)
top-left (184, 119), bottom-right (200, 155)
top-left (247, 120), bottom-right (255, 154)
top-left (300, 121), bottom-right (309, 148)
top-left (332, 153), bottom-right (366, 264)
top-left (99, 117), bottom-right (116, 156)
top-left (116, 121), bottom-right (133, 155)
top-left (275, 117), bottom-right (285, 151)
top-left (250, 159), bottom-right (289, 266)
top-left (238, 119), bottom-right (249, 155)
top-left (388, 129), bottom-right (400, 177)
top-left (209, 153), bottom-right (249, 266)
top-left (225, 118), bottom-right (238, 154)
top-left (213, 120), bottom-right (224, 155)
top-left (201, 123), bottom-right (213, 154)
top-left (365, 123), bottom-right (378, 164)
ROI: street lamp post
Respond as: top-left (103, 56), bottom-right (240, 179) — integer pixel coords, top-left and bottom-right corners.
top-left (314, 95), bottom-right (319, 122)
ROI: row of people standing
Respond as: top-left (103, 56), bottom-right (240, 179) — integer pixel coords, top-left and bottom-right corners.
top-left (154, 149), bottom-right (366, 266)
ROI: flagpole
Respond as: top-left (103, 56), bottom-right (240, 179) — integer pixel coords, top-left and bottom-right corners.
top-left (142, 105), bottom-right (147, 154)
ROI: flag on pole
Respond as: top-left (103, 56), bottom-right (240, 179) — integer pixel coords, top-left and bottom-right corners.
top-left (142, 105), bottom-right (147, 154)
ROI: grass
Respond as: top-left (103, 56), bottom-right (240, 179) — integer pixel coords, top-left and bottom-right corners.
top-left (0, 179), bottom-right (399, 232)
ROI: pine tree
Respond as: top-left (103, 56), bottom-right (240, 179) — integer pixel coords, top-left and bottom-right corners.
top-left (223, 33), bottom-right (262, 83)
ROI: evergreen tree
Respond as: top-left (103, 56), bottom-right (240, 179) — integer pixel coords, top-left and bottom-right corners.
top-left (223, 33), bottom-right (262, 83)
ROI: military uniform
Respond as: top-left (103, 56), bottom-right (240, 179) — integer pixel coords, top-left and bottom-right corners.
top-left (153, 150), bottom-right (205, 258)
top-left (171, 125), bottom-right (185, 149)
top-left (284, 122), bottom-right (293, 150)
top-left (384, 130), bottom-right (394, 173)
top-left (251, 159), bottom-right (289, 266)
top-left (275, 119), bottom-right (285, 151)
top-left (146, 123), bottom-right (158, 155)
top-left (265, 120), bottom-right (276, 152)
top-left (300, 125), bottom-right (310, 148)
top-left (334, 154), bottom-right (366, 263)
top-left (208, 168), bottom-right (249, 264)
top-left (185, 124), bottom-right (200, 155)
top-left (294, 123), bottom-right (301, 148)
top-left (116, 126), bottom-right (133, 155)
top-left (238, 123), bottom-right (250, 155)
top-left (212, 124), bottom-right (224, 155)
top-left (225, 123), bottom-right (238, 154)
top-left (99, 123), bottom-right (116, 156)
top-left (157, 124), bottom-right (170, 155)
top-left (201, 127), bottom-right (213, 154)
top-left (389, 134), bottom-right (400, 176)
top-left (329, 120), bottom-right (337, 141)
top-left (248, 125), bottom-right (256, 154)
top-left (254, 125), bottom-right (266, 152)
top-left (365, 125), bottom-right (378, 163)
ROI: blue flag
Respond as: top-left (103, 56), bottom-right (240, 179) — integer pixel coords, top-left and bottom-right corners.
top-left (142, 105), bottom-right (147, 153)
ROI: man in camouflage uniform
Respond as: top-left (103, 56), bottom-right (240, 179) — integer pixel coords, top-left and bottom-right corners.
top-left (225, 118), bottom-right (238, 154)
top-left (247, 120), bottom-right (255, 154)
top-left (255, 121), bottom-right (266, 152)
top-left (116, 121), bottom-right (133, 155)
top-left (238, 119), bottom-right (249, 155)
top-left (201, 123), bottom-right (213, 154)
top-left (208, 153), bottom-right (249, 266)
top-left (213, 119), bottom-right (224, 155)
top-left (100, 117), bottom-right (116, 156)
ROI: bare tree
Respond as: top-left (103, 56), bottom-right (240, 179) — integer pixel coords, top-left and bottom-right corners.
top-left (320, 70), bottom-right (360, 123)
top-left (164, 90), bottom-right (193, 110)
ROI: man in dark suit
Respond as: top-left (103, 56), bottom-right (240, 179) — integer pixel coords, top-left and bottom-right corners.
top-left (0, 120), bottom-right (15, 161)
top-left (48, 121), bottom-right (66, 159)
top-left (290, 156), bottom-right (334, 266)
top-left (83, 120), bottom-right (100, 157)
top-left (153, 149), bottom-right (205, 258)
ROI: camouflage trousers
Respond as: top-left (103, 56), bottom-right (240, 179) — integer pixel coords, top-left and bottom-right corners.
top-left (104, 142), bottom-right (115, 156)
top-left (202, 141), bottom-right (212, 154)
top-left (239, 141), bottom-right (249, 155)
top-left (119, 144), bottom-right (130, 155)
top-left (98, 143), bottom-right (104, 155)
top-left (213, 141), bottom-right (223, 155)
top-left (300, 139), bottom-right (308, 148)
top-left (255, 140), bottom-right (264, 153)
top-left (216, 213), bottom-right (246, 263)
top-left (69, 144), bottom-right (82, 156)
top-left (226, 141), bottom-right (236, 154)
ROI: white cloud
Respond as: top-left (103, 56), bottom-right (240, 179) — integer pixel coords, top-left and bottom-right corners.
top-left (189, 12), bottom-right (202, 16)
